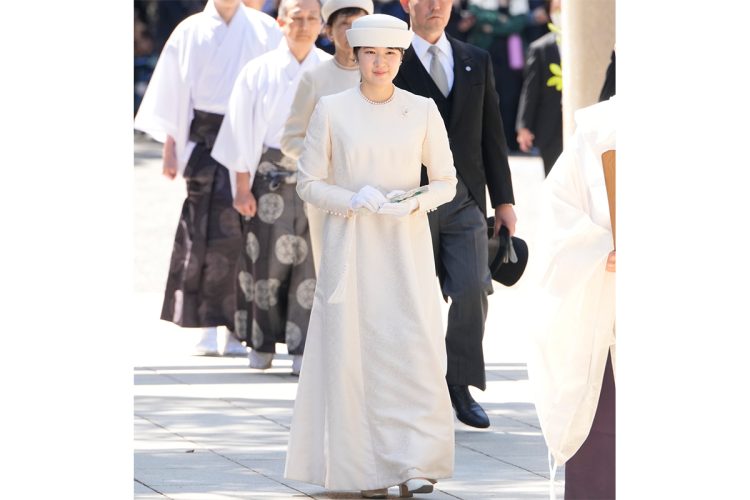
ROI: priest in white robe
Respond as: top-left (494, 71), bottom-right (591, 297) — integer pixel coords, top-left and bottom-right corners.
top-left (134, 0), bottom-right (282, 355)
top-left (281, 0), bottom-right (374, 272)
top-left (211, 0), bottom-right (329, 375)
top-left (525, 96), bottom-right (616, 499)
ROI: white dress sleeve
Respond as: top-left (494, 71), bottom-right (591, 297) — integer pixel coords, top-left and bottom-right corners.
top-left (296, 99), bottom-right (357, 216)
top-left (417, 99), bottom-right (458, 212)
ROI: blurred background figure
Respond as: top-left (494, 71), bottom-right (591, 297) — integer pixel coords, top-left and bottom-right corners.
top-left (134, 17), bottom-right (157, 115)
top-left (515, 0), bottom-right (562, 176)
top-left (521, 0), bottom-right (549, 47)
top-left (445, 0), bottom-right (473, 42)
top-left (373, 0), bottom-right (409, 21)
top-left (465, 0), bottom-right (528, 152)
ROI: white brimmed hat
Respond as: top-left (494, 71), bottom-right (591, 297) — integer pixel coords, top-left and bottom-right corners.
top-left (321, 0), bottom-right (374, 24)
top-left (346, 14), bottom-right (413, 49)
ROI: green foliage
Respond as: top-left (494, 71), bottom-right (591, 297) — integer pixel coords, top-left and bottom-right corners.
top-left (547, 63), bottom-right (562, 91)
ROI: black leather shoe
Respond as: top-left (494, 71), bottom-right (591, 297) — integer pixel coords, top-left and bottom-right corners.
top-left (448, 385), bottom-right (490, 428)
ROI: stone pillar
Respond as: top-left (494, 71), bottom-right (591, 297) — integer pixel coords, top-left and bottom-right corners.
top-left (560, 0), bottom-right (616, 147)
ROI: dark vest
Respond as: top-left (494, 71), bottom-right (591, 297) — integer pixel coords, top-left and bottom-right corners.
top-left (419, 70), bottom-right (455, 186)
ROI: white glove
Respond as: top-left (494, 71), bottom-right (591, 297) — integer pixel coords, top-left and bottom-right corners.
top-left (349, 185), bottom-right (388, 212)
top-left (377, 197), bottom-right (418, 217)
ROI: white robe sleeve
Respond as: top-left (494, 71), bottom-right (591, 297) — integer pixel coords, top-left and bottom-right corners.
top-left (296, 99), bottom-right (357, 215)
top-left (212, 62), bottom-right (268, 199)
top-left (133, 25), bottom-right (194, 172)
top-left (417, 99), bottom-right (458, 212)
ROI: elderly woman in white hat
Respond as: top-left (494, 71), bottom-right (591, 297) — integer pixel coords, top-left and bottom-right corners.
top-left (281, 0), bottom-right (374, 272)
top-left (284, 14), bottom-right (458, 499)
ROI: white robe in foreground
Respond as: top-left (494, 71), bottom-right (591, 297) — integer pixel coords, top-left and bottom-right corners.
top-left (525, 97), bottom-right (616, 467)
top-left (134, 2), bottom-right (281, 173)
top-left (285, 87), bottom-right (457, 491)
top-left (210, 40), bottom-right (332, 196)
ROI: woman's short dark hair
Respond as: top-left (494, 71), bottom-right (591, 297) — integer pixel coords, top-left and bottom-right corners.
top-left (353, 46), bottom-right (405, 61)
top-left (327, 7), bottom-right (369, 27)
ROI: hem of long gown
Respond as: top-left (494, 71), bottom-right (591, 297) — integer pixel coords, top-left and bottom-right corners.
top-left (283, 471), bottom-right (453, 492)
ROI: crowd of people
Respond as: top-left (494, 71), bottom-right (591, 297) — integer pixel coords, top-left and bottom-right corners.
top-left (136, 0), bottom-right (562, 154)
top-left (134, 0), bottom-right (615, 497)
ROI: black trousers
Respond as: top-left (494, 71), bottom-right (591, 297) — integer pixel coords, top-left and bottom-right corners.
top-left (429, 178), bottom-right (493, 390)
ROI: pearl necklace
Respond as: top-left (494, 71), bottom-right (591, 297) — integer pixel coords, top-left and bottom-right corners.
top-left (358, 85), bottom-right (395, 105)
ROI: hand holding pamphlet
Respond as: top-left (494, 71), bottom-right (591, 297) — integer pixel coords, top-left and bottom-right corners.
top-left (386, 186), bottom-right (429, 203)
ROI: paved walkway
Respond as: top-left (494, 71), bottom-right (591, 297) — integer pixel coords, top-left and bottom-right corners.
top-left (133, 136), bottom-right (564, 499)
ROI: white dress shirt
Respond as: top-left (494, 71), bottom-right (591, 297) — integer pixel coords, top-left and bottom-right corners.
top-left (411, 32), bottom-right (454, 93)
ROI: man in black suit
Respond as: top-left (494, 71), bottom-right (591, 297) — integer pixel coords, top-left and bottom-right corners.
top-left (395, 0), bottom-right (517, 429)
top-left (516, 29), bottom-right (562, 176)
top-left (516, 0), bottom-right (563, 176)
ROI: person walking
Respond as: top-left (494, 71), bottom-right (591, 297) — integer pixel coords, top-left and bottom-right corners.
top-left (281, 0), bottom-right (374, 271)
top-left (516, 0), bottom-right (562, 176)
top-left (284, 14), bottom-right (457, 498)
top-left (134, 0), bottom-right (282, 356)
top-left (394, 0), bottom-right (517, 428)
top-left (211, 0), bottom-right (329, 375)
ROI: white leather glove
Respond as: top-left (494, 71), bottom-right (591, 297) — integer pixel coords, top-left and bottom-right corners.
top-left (377, 197), bottom-right (418, 217)
top-left (349, 185), bottom-right (388, 213)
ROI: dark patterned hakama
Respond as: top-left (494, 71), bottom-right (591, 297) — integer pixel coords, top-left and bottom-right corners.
top-left (160, 110), bottom-right (242, 331)
top-left (233, 148), bottom-right (315, 355)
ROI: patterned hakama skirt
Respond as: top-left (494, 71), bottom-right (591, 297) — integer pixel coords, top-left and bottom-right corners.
top-left (160, 110), bottom-right (242, 331)
top-left (234, 148), bottom-right (315, 355)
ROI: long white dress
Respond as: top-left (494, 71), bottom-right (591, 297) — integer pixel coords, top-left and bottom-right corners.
top-left (284, 87), bottom-right (457, 491)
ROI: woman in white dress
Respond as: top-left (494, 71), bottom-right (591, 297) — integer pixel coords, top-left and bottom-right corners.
top-left (284, 14), bottom-right (458, 499)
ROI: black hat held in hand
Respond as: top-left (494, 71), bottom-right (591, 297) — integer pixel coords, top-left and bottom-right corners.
top-left (487, 216), bottom-right (528, 287)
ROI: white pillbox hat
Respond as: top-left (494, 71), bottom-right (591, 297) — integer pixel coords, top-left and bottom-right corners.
top-left (345, 14), bottom-right (413, 49)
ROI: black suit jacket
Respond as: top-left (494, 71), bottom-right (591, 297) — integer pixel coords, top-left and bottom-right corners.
top-left (516, 32), bottom-right (562, 151)
top-left (394, 36), bottom-right (514, 212)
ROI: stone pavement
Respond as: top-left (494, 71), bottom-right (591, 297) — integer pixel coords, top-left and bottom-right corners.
top-left (133, 135), bottom-right (564, 499)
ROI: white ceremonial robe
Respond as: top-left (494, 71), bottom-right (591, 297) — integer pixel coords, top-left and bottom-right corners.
top-left (285, 87), bottom-right (457, 491)
top-left (134, 2), bottom-right (282, 174)
top-left (281, 58), bottom-right (362, 273)
top-left (525, 97), bottom-right (616, 467)
top-left (211, 40), bottom-right (332, 195)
